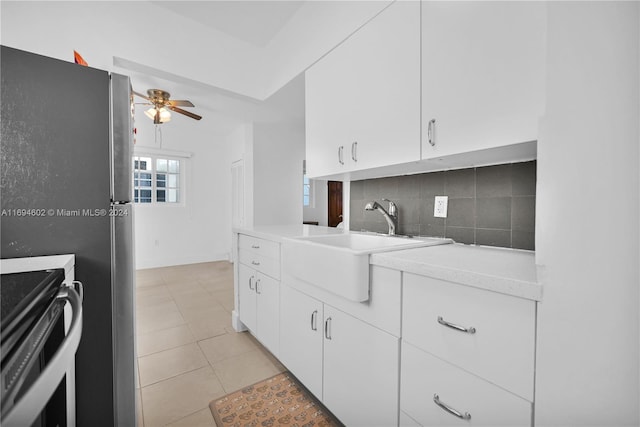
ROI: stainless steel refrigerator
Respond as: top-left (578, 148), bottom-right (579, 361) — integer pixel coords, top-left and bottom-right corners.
top-left (1, 46), bottom-right (136, 426)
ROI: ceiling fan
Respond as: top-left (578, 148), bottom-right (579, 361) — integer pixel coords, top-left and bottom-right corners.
top-left (133, 89), bottom-right (202, 124)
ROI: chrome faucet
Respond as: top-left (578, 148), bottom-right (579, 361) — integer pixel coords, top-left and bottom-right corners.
top-left (364, 198), bottom-right (398, 235)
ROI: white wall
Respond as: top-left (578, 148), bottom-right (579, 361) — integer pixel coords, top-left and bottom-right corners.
top-left (252, 74), bottom-right (306, 226)
top-left (535, 2), bottom-right (639, 425)
top-left (133, 112), bottom-right (235, 269)
top-left (252, 121), bottom-right (304, 226)
top-left (226, 75), bottom-right (306, 228)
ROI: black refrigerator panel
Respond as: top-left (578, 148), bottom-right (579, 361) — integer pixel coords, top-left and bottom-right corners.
top-left (1, 46), bottom-right (115, 426)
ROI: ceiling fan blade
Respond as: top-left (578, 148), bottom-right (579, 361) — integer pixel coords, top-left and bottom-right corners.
top-left (169, 106), bottom-right (202, 121)
top-left (168, 100), bottom-right (195, 107)
top-left (133, 90), bottom-right (152, 101)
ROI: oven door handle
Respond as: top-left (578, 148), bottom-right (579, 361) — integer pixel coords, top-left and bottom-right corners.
top-left (2, 287), bottom-right (83, 427)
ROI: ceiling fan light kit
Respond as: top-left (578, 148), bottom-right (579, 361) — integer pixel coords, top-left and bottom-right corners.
top-left (133, 88), bottom-right (202, 124)
top-left (144, 106), bottom-right (171, 123)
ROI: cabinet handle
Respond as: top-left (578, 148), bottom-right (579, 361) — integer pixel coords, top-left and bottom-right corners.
top-left (255, 279), bottom-right (261, 294)
top-left (251, 244), bottom-right (260, 249)
top-left (427, 118), bottom-right (436, 146)
top-left (248, 276), bottom-right (255, 291)
top-left (324, 317), bottom-right (332, 340)
top-left (437, 316), bottom-right (476, 334)
top-left (338, 146), bottom-right (344, 165)
top-left (351, 141), bottom-right (358, 162)
top-left (251, 260), bottom-right (260, 266)
top-left (310, 310), bottom-right (318, 331)
top-left (433, 394), bottom-right (471, 420)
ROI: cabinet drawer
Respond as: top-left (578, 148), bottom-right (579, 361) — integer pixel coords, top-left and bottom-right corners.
top-left (238, 234), bottom-right (280, 259)
top-left (238, 248), bottom-right (280, 280)
top-left (401, 342), bottom-right (532, 427)
top-left (402, 273), bottom-right (535, 401)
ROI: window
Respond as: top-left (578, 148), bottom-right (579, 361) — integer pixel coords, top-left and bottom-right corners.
top-left (303, 160), bottom-right (313, 207)
top-left (303, 175), bottom-right (311, 207)
top-left (133, 155), bottom-right (182, 204)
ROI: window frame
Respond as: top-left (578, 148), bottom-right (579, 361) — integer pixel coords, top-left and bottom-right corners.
top-left (303, 159), bottom-right (315, 209)
top-left (303, 174), bottom-right (314, 208)
top-left (132, 152), bottom-right (187, 206)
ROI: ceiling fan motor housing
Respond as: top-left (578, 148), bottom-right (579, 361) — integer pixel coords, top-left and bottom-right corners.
top-left (147, 89), bottom-right (171, 103)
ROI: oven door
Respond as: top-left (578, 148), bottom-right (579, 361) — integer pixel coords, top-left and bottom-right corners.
top-left (1, 284), bottom-right (82, 427)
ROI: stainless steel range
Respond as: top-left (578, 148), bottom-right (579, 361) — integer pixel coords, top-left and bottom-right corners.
top-left (1, 255), bottom-right (82, 427)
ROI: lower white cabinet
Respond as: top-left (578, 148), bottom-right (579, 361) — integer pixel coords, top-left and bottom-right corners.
top-left (401, 342), bottom-right (532, 426)
top-left (402, 273), bottom-right (536, 401)
top-left (280, 283), bottom-right (400, 426)
top-left (278, 283), bottom-right (324, 398)
top-left (238, 263), bottom-right (280, 355)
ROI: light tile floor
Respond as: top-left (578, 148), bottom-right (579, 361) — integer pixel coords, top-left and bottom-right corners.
top-left (135, 261), bottom-right (285, 426)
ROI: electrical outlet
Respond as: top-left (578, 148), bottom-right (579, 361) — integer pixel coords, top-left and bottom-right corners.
top-left (434, 196), bottom-right (448, 218)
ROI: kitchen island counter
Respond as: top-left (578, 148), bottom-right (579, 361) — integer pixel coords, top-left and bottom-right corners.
top-left (232, 224), bottom-right (345, 243)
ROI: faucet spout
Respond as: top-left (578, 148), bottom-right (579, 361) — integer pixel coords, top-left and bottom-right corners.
top-left (364, 199), bottom-right (398, 235)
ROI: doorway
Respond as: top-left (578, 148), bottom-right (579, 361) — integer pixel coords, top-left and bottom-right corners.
top-left (327, 181), bottom-right (343, 227)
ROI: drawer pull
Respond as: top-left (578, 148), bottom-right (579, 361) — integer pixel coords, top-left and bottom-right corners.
top-left (251, 244), bottom-right (260, 249)
top-left (437, 316), bottom-right (476, 334)
top-left (251, 261), bottom-right (260, 266)
top-left (311, 310), bottom-right (318, 331)
top-left (433, 394), bottom-right (471, 420)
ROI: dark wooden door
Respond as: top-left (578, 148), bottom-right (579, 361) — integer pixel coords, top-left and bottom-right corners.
top-left (328, 181), bottom-right (343, 227)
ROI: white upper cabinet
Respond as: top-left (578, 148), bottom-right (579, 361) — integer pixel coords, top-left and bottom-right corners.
top-left (421, 1), bottom-right (546, 159)
top-left (305, 0), bottom-right (421, 179)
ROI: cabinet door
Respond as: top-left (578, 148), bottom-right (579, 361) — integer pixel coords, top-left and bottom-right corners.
top-left (279, 285), bottom-right (324, 399)
top-left (255, 273), bottom-right (279, 356)
top-left (323, 305), bottom-right (400, 427)
top-left (422, 1), bottom-right (546, 158)
top-left (305, 0), bottom-right (421, 178)
top-left (238, 263), bottom-right (257, 333)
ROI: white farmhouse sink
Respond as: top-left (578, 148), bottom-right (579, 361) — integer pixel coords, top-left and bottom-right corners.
top-left (281, 232), bottom-right (451, 302)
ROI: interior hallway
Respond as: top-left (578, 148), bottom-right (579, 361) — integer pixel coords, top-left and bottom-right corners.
top-left (135, 261), bottom-right (285, 426)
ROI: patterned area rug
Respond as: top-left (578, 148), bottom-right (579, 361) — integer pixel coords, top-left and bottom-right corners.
top-left (209, 372), bottom-right (343, 427)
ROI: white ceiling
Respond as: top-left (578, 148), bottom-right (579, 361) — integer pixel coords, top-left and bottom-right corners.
top-left (123, 1), bottom-right (311, 130)
top-left (151, 1), bottom-right (305, 48)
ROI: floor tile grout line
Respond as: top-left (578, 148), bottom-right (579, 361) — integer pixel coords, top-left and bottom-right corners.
top-left (139, 363), bottom-right (212, 389)
top-left (165, 407), bottom-right (213, 427)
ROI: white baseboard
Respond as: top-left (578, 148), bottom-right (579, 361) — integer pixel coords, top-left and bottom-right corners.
top-left (135, 252), bottom-right (231, 270)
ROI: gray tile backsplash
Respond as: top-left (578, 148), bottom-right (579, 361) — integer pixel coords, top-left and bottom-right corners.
top-left (349, 161), bottom-right (536, 250)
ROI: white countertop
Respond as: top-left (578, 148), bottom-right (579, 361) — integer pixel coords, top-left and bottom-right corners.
top-left (233, 224), bottom-right (345, 243)
top-left (234, 225), bottom-right (541, 301)
top-left (371, 244), bottom-right (541, 301)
